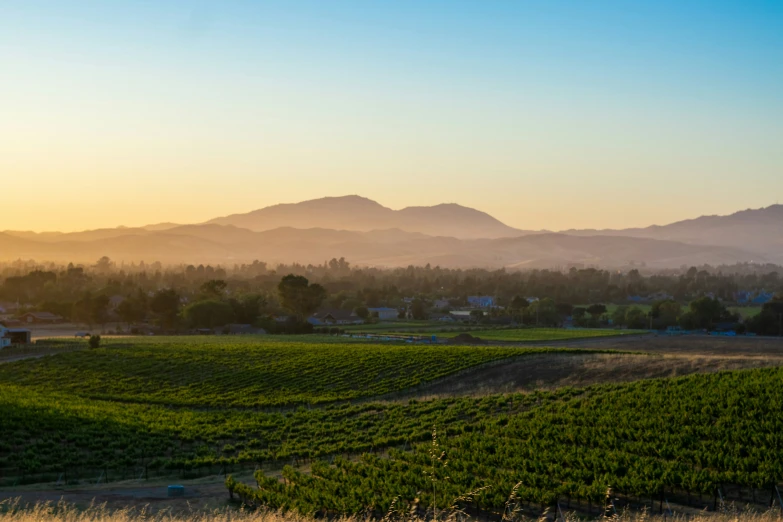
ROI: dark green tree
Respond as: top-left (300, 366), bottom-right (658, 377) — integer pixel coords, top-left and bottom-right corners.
top-left (277, 275), bottom-right (327, 320)
top-left (150, 288), bottom-right (181, 329)
top-left (183, 300), bottom-right (236, 329)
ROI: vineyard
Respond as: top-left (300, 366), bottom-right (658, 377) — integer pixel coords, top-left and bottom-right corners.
top-left (439, 327), bottom-right (644, 342)
top-left (229, 368), bottom-right (783, 516)
top-left (0, 337), bottom-right (554, 408)
top-left (0, 380), bottom-right (572, 484)
top-left (4, 335), bottom-right (783, 519)
top-left (343, 324), bottom-right (639, 341)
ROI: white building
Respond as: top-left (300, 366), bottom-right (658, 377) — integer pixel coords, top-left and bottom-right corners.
top-left (368, 307), bottom-right (399, 321)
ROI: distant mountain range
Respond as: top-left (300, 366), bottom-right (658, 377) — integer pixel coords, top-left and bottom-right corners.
top-left (2, 197), bottom-right (781, 269)
top-left (206, 195), bottom-right (527, 239)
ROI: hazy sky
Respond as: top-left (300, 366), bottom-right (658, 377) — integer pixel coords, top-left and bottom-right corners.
top-left (2, 1), bottom-right (782, 232)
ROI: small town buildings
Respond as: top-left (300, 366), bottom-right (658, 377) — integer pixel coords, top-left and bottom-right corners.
top-left (223, 324), bottom-right (267, 335)
top-left (308, 309), bottom-right (364, 326)
top-left (449, 311), bottom-right (475, 322)
top-left (467, 296), bottom-right (496, 308)
top-left (433, 299), bottom-right (451, 310)
top-left (17, 312), bottom-right (63, 324)
top-left (368, 307), bottom-right (398, 321)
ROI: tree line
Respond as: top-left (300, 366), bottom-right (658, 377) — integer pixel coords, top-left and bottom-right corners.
top-left (0, 257), bottom-right (780, 334)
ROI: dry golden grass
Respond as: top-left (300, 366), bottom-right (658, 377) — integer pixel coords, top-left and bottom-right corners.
top-left (2, 499), bottom-right (783, 522)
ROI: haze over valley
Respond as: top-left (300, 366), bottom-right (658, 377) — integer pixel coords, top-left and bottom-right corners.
top-left (3, 196), bottom-right (781, 268)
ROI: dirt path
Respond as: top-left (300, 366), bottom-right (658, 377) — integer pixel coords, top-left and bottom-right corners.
top-left (0, 473), bottom-right (257, 514)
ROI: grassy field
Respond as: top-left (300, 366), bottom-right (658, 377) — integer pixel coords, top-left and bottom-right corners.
top-left (574, 303), bottom-right (763, 320)
top-left (438, 327), bottom-right (644, 342)
top-left (341, 323), bottom-right (643, 341)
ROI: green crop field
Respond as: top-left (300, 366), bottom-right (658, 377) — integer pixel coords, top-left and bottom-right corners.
top-left (439, 327), bottom-right (643, 342)
top-left (3, 334), bottom-right (783, 518)
top-left (231, 368), bottom-right (783, 514)
top-left (0, 337), bottom-right (550, 408)
top-left (342, 324), bottom-right (643, 341)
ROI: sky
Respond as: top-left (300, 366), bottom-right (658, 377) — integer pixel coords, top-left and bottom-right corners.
top-left (1, 1), bottom-right (782, 232)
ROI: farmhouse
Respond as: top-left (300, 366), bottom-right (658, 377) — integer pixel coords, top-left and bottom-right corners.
top-left (17, 311), bottom-right (64, 324)
top-left (223, 324), bottom-right (267, 335)
top-left (467, 296), bottom-right (495, 308)
top-left (308, 309), bottom-right (364, 326)
top-left (1, 326), bottom-right (31, 346)
top-left (449, 311), bottom-right (475, 322)
top-left (368, 307), bottom-right (398, 321)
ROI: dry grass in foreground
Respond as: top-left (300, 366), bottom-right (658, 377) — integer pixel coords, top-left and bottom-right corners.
top-left (2, 500), bottom-right (783, 522)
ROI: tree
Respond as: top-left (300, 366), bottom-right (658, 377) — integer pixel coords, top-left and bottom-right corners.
top-left (651, 300), bottom-right (681, 329)
top-left (150, 289), bottom-right (181, 329)
top-left (90, 294), bottom-right (111, 331)
top-left (183, 300), bottom-right (236, 329)
top-left (72, 293), bottom-right (94, 329)
top-left (625, 307), bottom-right (648, 329)
top-left (353, 306), bottom-right (370, 320)
top-left (586, 304), bottom-right (608, 319)
top-left (509, 296), bottom-right (530, 323)
top-left (116, 291), bottom-right (148, 328)
top-left (469, 309), bottom-right (484, 323)
top-left (200, 280), bottom-right (228, 299)
top-left (684, 296), bottom-right (732, 330)
top-left (555, 303), bottom-right (574, 319)
top-left (228, 294), bottom-right (266, 325)
top-left (745, 298), bottom-right (783, 336)
top-left (527, 298), bottom-right (559, 326)
top-left (277, 275), bottom-right (327, 320)
top-left (410, 300), bottom-right (428, 320)
top-left (611, 306), bottom-right (629, 326)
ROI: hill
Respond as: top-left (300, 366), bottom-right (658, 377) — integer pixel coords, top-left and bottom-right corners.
top-left (0, 226), bottom-right (769, 268)
top-left (565, 204), bottom-right (783, 257)
top-left (206, 195), bottom-right (527, 239)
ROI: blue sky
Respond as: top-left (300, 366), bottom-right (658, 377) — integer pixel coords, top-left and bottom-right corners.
top-left (1, 1), bottom-right (781, 231)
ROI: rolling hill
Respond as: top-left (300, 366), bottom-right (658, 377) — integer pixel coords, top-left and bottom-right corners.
top-left (2, 197), bottom-right (781, 268)
top-left (0, 226), bottom-right (770, 268)
top-left (206, 195), bottom-right (528, 239)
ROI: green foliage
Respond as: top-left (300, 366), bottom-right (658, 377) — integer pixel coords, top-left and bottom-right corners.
top-left (150, 289), bottom-right (181, 329)
top-left (182, 299), bottom-right (236, 329)
top-left (0, 337), bottom-right (544, 408)
top-left (87, 334), bottom-right (101, 349)
top-left (238, 368), bottom-right (783, 514)
top-left (745, 298), bottom-right (783, 336)
top-left (277, 275), bottom-right (327, 319)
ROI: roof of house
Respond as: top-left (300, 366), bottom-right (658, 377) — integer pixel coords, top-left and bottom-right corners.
top-left (20, 312), bottom-right (62, 320)
top-left (312, 309), bottom-right (358, 321)
top-left (368, 307), bottom-right (397, 312)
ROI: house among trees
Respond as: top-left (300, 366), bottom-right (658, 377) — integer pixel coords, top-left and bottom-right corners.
top-left (467, 296), bottom-right (496, 308)
top-left (17, 311), bottom-right (64, 324)
top-left (367, 307), bottom-right (398, 321)
top-left (308, 309), bottom-right (363, 326)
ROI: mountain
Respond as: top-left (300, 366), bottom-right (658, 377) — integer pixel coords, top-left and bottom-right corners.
top-left (0, 226), bottom-right (770, 268)
top-left (565, 205), bottom-right (783, 259)
top-left (3, 198), bottom-right (781, 268)
top-left (206, 195), bottom-right (527, 239)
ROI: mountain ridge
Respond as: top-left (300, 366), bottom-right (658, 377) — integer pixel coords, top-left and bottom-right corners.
top-left (2, 197), bottom-right (781, 268)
